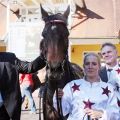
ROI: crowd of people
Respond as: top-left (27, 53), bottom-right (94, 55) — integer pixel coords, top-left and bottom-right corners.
top-left (53, 42), bottom-right (120, 120)
top-left (54, 52), bottom-right (120, 120)
top-left (0, 42), bottom-right (120, 120)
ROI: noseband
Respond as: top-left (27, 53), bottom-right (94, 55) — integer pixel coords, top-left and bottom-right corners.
top-left (46, 58), bottom-right (66, 71)
top-left (46, 57), bottom-right (68, 81)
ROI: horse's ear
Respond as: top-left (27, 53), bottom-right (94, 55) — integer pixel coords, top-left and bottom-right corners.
top-left (40, 4), bottom-right (49, 20)
top-left (63, 6), bottom-right (70, 19)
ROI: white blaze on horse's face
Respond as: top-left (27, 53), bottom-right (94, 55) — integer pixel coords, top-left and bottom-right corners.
top-left (51, 25), bottom-right (56, 30)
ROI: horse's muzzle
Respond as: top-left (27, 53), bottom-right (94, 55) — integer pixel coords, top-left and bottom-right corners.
top-left (46, 66), bottom-right (65, 81)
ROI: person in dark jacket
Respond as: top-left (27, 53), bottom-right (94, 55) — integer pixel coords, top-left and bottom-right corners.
top-left (99, 43), bottom-right (120, 110)
top-left (99, 43), bottom-right (120, 89)
top-left (0, 52), bottom-right (46, 120)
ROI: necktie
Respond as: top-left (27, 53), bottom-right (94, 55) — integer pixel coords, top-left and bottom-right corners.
top-left (107, 69), bottom-right (113, 80)
top-left (0, 93), bottom-right (3, 107)
top-left (107, 69), bottom-right (113, 72)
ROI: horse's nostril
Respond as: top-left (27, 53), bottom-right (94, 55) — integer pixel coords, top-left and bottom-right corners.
top-left (47, 71), bottom-right (64, 81)
top-left (49, 62), bottom-right (61, 69)
top-left (49, 75), bottom-right (56, 81)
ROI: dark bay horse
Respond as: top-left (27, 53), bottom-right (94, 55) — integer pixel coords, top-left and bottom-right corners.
top-left (39, 5), bottom-right (84, 120)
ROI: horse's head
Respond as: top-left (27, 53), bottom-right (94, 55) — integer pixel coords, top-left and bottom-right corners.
top-left (40, 5), bottom-right (70, 81)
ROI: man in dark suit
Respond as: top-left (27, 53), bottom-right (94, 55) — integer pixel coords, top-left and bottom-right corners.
top-left (99, 43), bottom-right (120, 109)
top-left (0, 52), bottom-right (46, 120)
top-left (99, 42), bottom-right (119, 83)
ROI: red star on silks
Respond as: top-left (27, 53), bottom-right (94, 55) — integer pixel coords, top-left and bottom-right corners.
top-left (117, 98), bottom-right (120, 107)
top-left (116, 68), bottom-right (120, 74)
top-left (72, 83), bottom-right (80, 92)
top-left (102, 86), bottom-right (111, 97)
top-left (83, 99), bottom-right (95, 109)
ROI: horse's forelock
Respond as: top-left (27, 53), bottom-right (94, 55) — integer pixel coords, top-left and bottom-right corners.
top-left (42, 23), bottom-right (69, 59)
top-left (42, 12), bottom-right (69, 39)
top-left (44, 24), bottom-right (69, 39)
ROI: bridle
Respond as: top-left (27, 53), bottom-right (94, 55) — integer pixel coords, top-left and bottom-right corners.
top-left (42, 18), bottom-right (69, 80)
top-left (45, 19), bottom-right (67, 26)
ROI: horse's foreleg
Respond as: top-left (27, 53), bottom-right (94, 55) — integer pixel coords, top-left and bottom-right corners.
top-left (39, 97), bottom-right (44, 120)
top-left (56, 88), bottom-right (64, 119)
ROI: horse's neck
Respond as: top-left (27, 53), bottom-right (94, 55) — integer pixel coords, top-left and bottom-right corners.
top-left (64, 61), bottom-right (75, 82)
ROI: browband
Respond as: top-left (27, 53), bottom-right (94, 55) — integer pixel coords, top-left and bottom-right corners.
top-left (45, 19), bottom-right (67, 26)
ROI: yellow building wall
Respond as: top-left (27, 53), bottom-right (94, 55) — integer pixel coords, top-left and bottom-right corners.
top-left (71, 44), bottom-right (120, 67)
top-left (0, 46), bottom-right (6, 52)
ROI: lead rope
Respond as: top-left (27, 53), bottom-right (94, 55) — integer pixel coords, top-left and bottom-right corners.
top-left (56, 55), bottom-right (72, 120)
top-left (56, 82), bottom-right (64, 120)
top-left (39, 82), bottom-right (47, 120)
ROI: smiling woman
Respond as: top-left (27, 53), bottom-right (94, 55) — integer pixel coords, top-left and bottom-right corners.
top-left (54, 52), bottom-right (120, 120)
